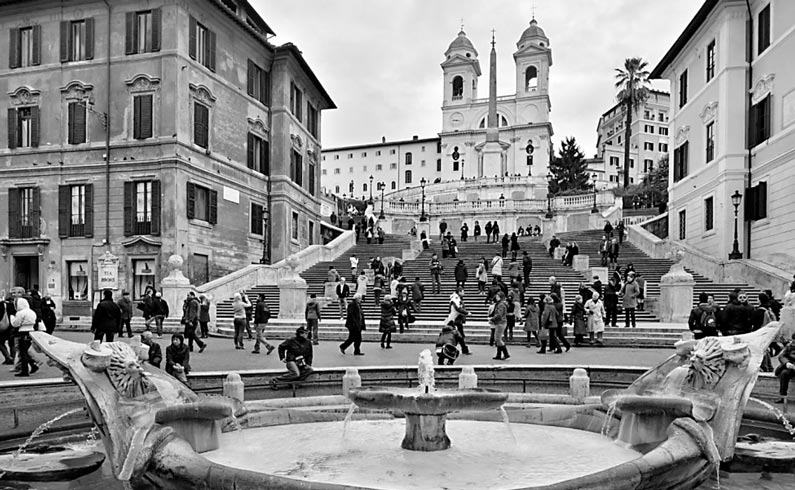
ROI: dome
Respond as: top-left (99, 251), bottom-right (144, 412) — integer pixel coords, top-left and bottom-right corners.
top-left (518, 19), bottom-right (548, 45)
top-left (446, 30), bottom-right (478, 57)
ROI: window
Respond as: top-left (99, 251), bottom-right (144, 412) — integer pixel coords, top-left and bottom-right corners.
top-left (7, 187), bottom-right (40, 238)
top-left (291, 211), bottom-right (299, 240)
top-left (67, 261), bottom-right (89, 300)
top-left (525, 66), bottom-right (538, 91)
top-left (59, 184), bottom-right (93, 238)
top-left (290, 82), bottom-right (303, 122)
top-left (132, 260), bottom-right (155, 300)
top-left (609, 156), bottom-right (619, 167)
top-left (349, 167), bottom-right (353, 173)
top-left (421, 146), bottom-right (425, 152)
top-left (124, 180), bottom-right (161, 236)
top-left (189, 17), bottom-right (215, 70)
top-left (9, 26), bottom-right (41, 68)
top-left (437, 140), bottom-right (442, 153)
top-left (390, 163), bottom-right (397, 170)
top-left (333, 168), bottom-right (340, 174)
top-left (659, 127), bottom-right (669, 136)
top-left (706, 122), bottom-right (715, 162)
top-left (308, 221), bottom-right (314, 245)
top-left (362, 183), bottom-right (367, 192)
top-left (187, 182), bottom-right (217, 224)
top-left (376, 150), bottom-right (381, 156)
top-left (405, 152), bottom-right (412, 165)
top-left (362, 165), bottom-right (367, 172)
top-left (644, 142), bottom-right (654, 151)
top-left (133, 94), bottom-right (153, 139)
top-left (452, 76), bottom-right (464, 99)
top-left (308, 160), bottom-right (316, 196)
top-left (389, 149), bottom-right (396, 155)
top-left (405, 170), bottom-right (412, 184)
top-left (194, 102), bottom-right (209, 149)
top-left (644, 125), bottom-right (654, 134)
top-left (758, 4), bottom-right (771, 55)
top-left (658, 112), bottom-right (666, 122)
top-left (334, 155), bottom-right (339, 160)
top-left (376, 164), bottom-right (383, 171)
top-left (630, 159), bottom-right (635, 168)
top-left (291, 150), bottom-right (303, 186)
top-left (250, 202), bottom-right (264, 235)
top-left (678, 210), bottom-right (687, 240)
top-left (192, 254), bottom-right (209, 286)
top-left (322, 169), bottom-right (327, 175)
top-left (745, 181), bottom-right (768, 221)
top-left (678, 69), bottom-right (688, 108)
top-left (307, 103), bottom-right (318, 138)
top-left (67, 101), bottom-right (87, 144)
top-left (391, 181), bottom-right (396, 190)
top-left (60, 19), bottom-right (93, 62)
top-left (674, 141), bottom-right (689, 182)
top-left (334, 185), bottom-right (339, 193)
top-left (7, 106), bottom-right (40, 149)
top-left (644, 110), bottom-right (651, 120)
top-left (347, 153), bottom-right (353, 159)
top-left (706, 39), bottom-right (716, 81)
top-left (617, 135), bottom-right (622, 144)
top-left (436, 159), bottom-right (442, 171)
top-left (659, 143), bottom-right (668, 152)
top-left (643, 159), bottom-right (653, 173)
top-left (704, 197), bottom-right (714, 231)
top-left (453, 160), bottom-right (459, 171)
top-left (247, 133), bottom-right (270, 174)
top-left (750, 95), bottom-right (771, 146)
top-left (125, 9), bottom-right (161, 55)
top-left (421, 160), bottom-right (426, 167)
top-left (246, 60), bottom-right (270, 105)
top-left (362, 152), bottom-right (367, 157)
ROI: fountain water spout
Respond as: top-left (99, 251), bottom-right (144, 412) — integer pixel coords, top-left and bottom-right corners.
top-left (418, 349), bottom-right (435, 394)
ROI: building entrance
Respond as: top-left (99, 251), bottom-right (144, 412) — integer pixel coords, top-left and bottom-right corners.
top-left (14, 255), bottom-right (39, 291)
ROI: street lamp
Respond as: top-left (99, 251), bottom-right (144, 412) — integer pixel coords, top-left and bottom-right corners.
top-left (461, 158), bottom-right (465, 180)
top-left (369, 175), bottom-right (374, 203)
top-left (378, 181), bottom-right (386, 219)
top-left (546, 172), bottom-right (554, 219)
top-left (259, 214), bottom-right (270, 264)
top-left (591, 175), bottom-right (599, 213)
top-left (728, 190), bottom-right (743, 260)
top-left (419, 177), bottom-right (428, 222)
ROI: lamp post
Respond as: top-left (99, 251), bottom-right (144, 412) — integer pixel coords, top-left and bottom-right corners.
top-left (378, 182), bottom-right (385, 219)
top-left (420, 177), bottom-right (427, 221)
top-left (461, 158), bottom-right (465, 180)
top-left (369, 175), bottom-right (374, 203)
top-left (728, 190), bottom-right (743, 260)
top-left (591, 175), bottom-right (599, 213)
top-left (259, 214), bottom-right (270, 264)
top-left (545, 172), bottom-right (554, 219)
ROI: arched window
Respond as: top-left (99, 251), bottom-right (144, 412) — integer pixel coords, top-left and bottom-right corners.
top-left (335, 185), bottom-right (340, 193)
top-left (405, 170), bottom-right (413, 184)
top-left (405, 152), bottom-right (412, 165)
top-left (525, 66), bottom-right (538, 91)
top-left (391, 181), bottom-right (396, 190)
top-left (452, 76), bottom-right (463, 99)
top-left (363, 183), bottom-right (367, 192)
top-left (479, 115), bottom-right (509, 128)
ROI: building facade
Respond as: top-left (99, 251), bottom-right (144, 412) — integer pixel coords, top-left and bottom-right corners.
top-left (592, 90), bottom-right (670, 187)
top-left (0, 0), bottom-right (334, 316)
top-left (651, 0), bottom-right (795, 267)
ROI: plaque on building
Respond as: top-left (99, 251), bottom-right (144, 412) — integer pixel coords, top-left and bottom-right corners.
top-left (97, 251), bottom-right (120, 291)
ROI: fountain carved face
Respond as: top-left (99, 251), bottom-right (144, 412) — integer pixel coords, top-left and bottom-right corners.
top-left (82, 341), bottom-right (154, 399)
top-left (680, 337), bottom-right (749, 389)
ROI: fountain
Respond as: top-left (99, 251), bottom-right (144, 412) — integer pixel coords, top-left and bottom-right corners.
top-left (19, 322), bottom-right (788, 489)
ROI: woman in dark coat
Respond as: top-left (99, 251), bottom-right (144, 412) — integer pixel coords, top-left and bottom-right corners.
top-left (379, 295), bottom-right (397, 349)
top-left (166, 333), bottom-right (191, 383)
top-left (42, 295), bottom-right (57, 335)
top-left (501, 233), bottom-right (510, 258)
top-left (510, 233), bottom-right (521, 259)
top-left (571, 294), bottom-right (587, 346)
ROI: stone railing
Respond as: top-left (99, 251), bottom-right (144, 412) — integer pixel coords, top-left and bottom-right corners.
top-left (384, 191), bottom-right (615, 216)
top-left (384, 175), bottom-right (541, 201)
top-left (640, 212), bottom-right (668, 239)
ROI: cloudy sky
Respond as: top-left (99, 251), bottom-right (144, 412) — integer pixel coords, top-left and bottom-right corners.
top-left (253, 0), bottom-right (703, 155)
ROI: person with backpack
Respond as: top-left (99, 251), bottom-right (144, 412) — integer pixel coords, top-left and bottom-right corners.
top-left (435, 324), bottom-right (463, 365)
top-left (751, 292), bottom-right (777, 331)
top-left (304, 293), bottom-right (322, 345)
top-left (688, 293), bottom-right (719, 339)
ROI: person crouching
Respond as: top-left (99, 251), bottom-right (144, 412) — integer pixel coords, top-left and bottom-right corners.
top-left (435, 325), bottom-right (462, 365)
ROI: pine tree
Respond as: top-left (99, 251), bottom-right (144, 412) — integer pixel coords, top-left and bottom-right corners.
top-left (549, 137), bottom-right (590, 194)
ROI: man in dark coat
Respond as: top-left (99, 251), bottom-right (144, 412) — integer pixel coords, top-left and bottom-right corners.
top-left (182, 292), bottom-right (206, 353)
top-left (278, 327), bottom-right (314, 378)
top-left (340, 295), bottom-right (365, 355)
top-left (719, 292), bottom-right (753, 335)
top-left (522, 251), bottom-right (532, 285)
top-left (141, 331), bottom-right (163, 369)
top-left (91, 289), bottom-right (121, 342)
top-left (117, 290), bottom-right (134, 338)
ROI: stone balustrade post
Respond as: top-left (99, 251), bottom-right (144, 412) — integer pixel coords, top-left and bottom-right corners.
top-left (160, 254), bottom-right (194, 321)
top-left (569, 368), bottom-right (590, 403)
top-left (659, 251), bottom-right (695, 323)
top-left (223, 372), bottom-right (244, 402)
top-left (342, 367), bottom-right (362, 397)
top-left (458, 366), bottom-right (478, 389)
top-left (278, 255), bottom-right (309, 319)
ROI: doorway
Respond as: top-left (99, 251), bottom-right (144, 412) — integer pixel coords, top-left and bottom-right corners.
top-left (14, 256), bottom-right (39, 291)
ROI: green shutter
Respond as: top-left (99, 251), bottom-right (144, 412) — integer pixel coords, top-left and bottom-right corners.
top-left (133, 95), bottom-right (141, 139)
top-left (151, 8), bottom-right (161, 52)
top-left (123, 181), bottom-right (133, 236)
top-left (84, 184), bottom-right (94, 237)
top-left (85, 18), bottom-right (94, 60)
top-left (186, 182), bottom-right (196, 219)
top-left (209, 189), bottom-right (218, 225)
top-left (9, 28), bottom-right (20, 68)
top-left (8, 188), bottom-right (19, 238)
top-left (58, 185), bottom-right (70, 238)
top-left (150, 180), bottom-right (161, 235)
top-left (261, 139), bottom-right (269, 175)
top-left (7, 108), bottom-right (16, 149)
top-left (125, 12), bottom-right (136, 54)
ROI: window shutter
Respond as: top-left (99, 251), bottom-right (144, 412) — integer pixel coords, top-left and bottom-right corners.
top-left (30, 106), bottom-right (39, 147)
top-left (140, 94), bottom-right (152, 139)
top-left (8, 188), bottom-right (19, 238)
top-left (31, 187), bottom-right (41, 236)
top-left (744, 186), bottom-right (755, 221)
top-left (186, 182), bottom-right (196, 219)
top-left (84, 184), bottom-right (94, 237)
top-left (756, 181), bottom-right (767, 220)
top-left (194, 103), bottom-right (208, 148)
top-left (123, 181), bottom-right (133, 236)
top-left (261, 139), bottom-right (269, 175)
top-left (7, 108), bottom-right (16, 149)
top-left (188, 16), bottom-right (197, 59)
top-left (124, 12), bottom-right (135, 54)
top-left (246, 133), bottom-right (254, 169)
top-left (209, 189), bottom-right (218, 225)
top-left (9, 28), bottom-right (19, 68)
top-left (262, 69), bottom-right (270, 105)
top-left (150, 180), bottom-right (161, 235)
top-left (58, 185), bottom-right (70, 238)
top-left (207, 29), bottom-right (216, 72)
top-left (68, 103), bottom-right (75, 144)
top-left (75, 102), bottom-right (87, 143)
top-left (250, 203), bottom-right (257, 234)
top-left (151, 8), bottom-right (161, 52)
top-left (32, 25), bottom-right (41, 65)
top-left (133, 95), bottom-right (141, 139)
top-left (60, 21), bottom-right (70, 62)
top-left (85, 18), bottom-right (94, 60)
top-left (247, 60), bottom-right (255, 97)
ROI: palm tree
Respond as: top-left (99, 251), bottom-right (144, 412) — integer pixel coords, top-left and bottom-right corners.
top-left (615, 57), bottom-right (650, 188)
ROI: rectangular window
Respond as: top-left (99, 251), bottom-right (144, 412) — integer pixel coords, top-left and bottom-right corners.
top-left (125, 9), bottom-right (161, 55)
top-left (347, 153), bottom-right (353, 159)
top-left (247, 133), bottom-right (269, 175)
top-left (704, 197), bottom-right (714, 231)
top-left (186, 182), bottom-right (217, 224)
top-left (246, 60), bottom-right (270, 105)
top-left (8, 187), bottom-right (40, 238)
top-left (60, 19), bottom-right (93, 62)
top-left (124, 180), bottom-right (161, 236)
top-left (194, 102), bottom-right (209, 149)
top-left (758, 4), bottom-right (771, 55)
top-left (189, 17), bottom-right (215, 71)
top-left (678, 209), bottom-right (687, 240)
top-left (674, 141), bottom-right (689, 182)
top-left (644, 142), bottom-right (654, 151)
top-left (307, 103), bottom-right (318, 138)
top-left (70, 185), bottom-right (86, 234)
top-left (362, 152), bottom-right (367, 157)
top-left (644, 125), bottom-right (654, 133)
top-left (59, 184), bottom-right (93, 238)
top-left (376, 150), bottom-right (381, 156)
top-left (68, 102), bottom-right (87, 144)
top-left (349, 167), bottom-right (353, 173)
top-left (453, 160), bottom-right (459, 171)
top-left (376, 164), bottom-right (383, 171)
top-left (308, 221), bottom-right (314, 245)
top-left (291, 150), bottom-right (303, 186)
top-left (659, 143), bottom-right (668, 152)
top-left (659, 127), bottom-right (669, 136)
top-left (135, 182), bottom-right (152, 232)
top-left (362, 165), bottom-right (367, 172)
top-left (750, 95), bottom-right (771, 147)
top-left (8, 106), bottom-right (40, 149)
top-left (321, 169), bottom-right (327, 175)
top-left (291, 211), bottom-right (299, 241)
top-left (630, 159), bottom-right (634, 168)
top-left (658, 112), bottom-right (666, 122)
top-left (405, 170), bottom-right (412, 184)
top-left (389, 149), bottom-right (396, 155)
top-left (644, 159), bottom-right (653, 172)
top-left (192, 254), bottom-right (209, 286)
top-left (437, 159), bottom-right (442, 171)
top-left (290, 82), bottom-right (303, 122)
top-left (308, 160), bottom-right (316, 196)
top-left (679, 69), bottom-right (688, 108)
top-left (610, 156), bottom-right (619, 167)
top-left (333, 168), bottom-right (340, 174)
top-left (11, 26), bottom-right (41, 68)
top-left (706, 122), bottom-right (715, 162)
top-left (67, 261), bottom-right (89, 300)
top-left (391, 181), bottom-right (396, 190)
top-left (250, 202), bottom-right (264, 235)
top-left (706, 40), bottom-right (716, 81)
top-left (644, 110), bottom-right (650, 120)
top-left (405, 152), bottom-right (413, 165)
top-left (132, 94), bottom-right (154, 139)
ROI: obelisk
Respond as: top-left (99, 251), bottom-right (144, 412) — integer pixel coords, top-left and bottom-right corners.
top-left (481, 30), bottom-right (504, 177)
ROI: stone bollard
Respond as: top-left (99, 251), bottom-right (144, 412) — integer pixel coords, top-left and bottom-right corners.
top-left (458, 366), bottom-right (478, 389)
top-left (342, 367), bottom-right (362, 397)
top-left (223, 372), bottom-right (244, 402)
top-left (569, 368), bottom-right (590, 403)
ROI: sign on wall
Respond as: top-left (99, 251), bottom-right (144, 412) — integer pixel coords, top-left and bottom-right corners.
top-left (96, 251), bottom-right (120, 291)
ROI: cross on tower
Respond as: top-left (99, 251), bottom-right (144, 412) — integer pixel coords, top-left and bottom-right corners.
top-left (460, 18), bottom-right (464, 31)
top-left (491, 29), bottom-right (496, 47)
top-left (532, 4), bottom-right (536, 20)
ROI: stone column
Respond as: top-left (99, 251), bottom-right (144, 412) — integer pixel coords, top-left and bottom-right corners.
top-left (278, 255), bottom-right (308, 319)
top-left (160, 254), bottom-right (193, 320)
top-left (658, 250), bottom-right (695, 323)
top-left (572, 255), bottom-right (590, 272)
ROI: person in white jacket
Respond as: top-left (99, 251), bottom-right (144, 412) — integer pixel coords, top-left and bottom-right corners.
top-left (491, 254), bottom-right (503, 283)
top-left (11, 297), bottom-right (38, 377)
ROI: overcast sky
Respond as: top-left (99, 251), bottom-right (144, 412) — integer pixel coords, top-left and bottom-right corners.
top-left (252, 0), bottom-right (703, 155)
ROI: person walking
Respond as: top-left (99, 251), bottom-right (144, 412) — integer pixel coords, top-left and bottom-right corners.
top-left (231, 292), bottom-right (251, 350)
top-left (10, 297), bottom-right (38, 377)
top-left (548, 235), bottom-right (561, 258)
top-left (490, 292), bottom-right (510, 360)
top-left (349, 254), bottom-right (359, 282)
top-left (182, 292), bottom-right (206, 353)
top-left (336, 277), bottom-right (350, 320)
top-left (305, 293), bottom-right (322, 345)
top-left (440, 234), bottom-right (450, 258)
top-left (522, 251), bottom-right (532, 286)
top-left (473, 221), bottom-right (481, 242)
top-left (571, 295), bottom-right (587, 346)
top-left (510, 233), bottom-right (521, 259)
top-left (539, 295), bottom-right (560, 354)
top-left (356, 271), bottom-right (368, 304)
top-left (138, 289), bottom-right (155, 331)
top-left (117, 290), bottom-right (134, 338)
top-left (379, 295), bottom-right (397, 349)
top-left (620, 272), bottom-right (640, 328)
top-left (609, 238), bottom-right (620, 265)
top-left (492, 222), bottom-right (500, 243)
top-left (41, 295), bottom-right (57, 335)
top-left (446, 286), bottom-right (470, 355)
top-left (505, 293), bottom-right (517, 342)
top-left (411, 276), bottom-right (425, 312)
top-left (460, 222), bottom-right (469, 242)
top-left (616, 221), bottom-right (625, 243)
top-left (0, 296), bottom-right (15, 365)
top-left (429, 253), bottom-right (443, 294)
top-left (91, 290), bottom-right (121, 343)
top-left (373, 271), bottom-right (384, 307)
top-left (507, 258), bottom-right (520, 284)
top-left (603, 220), bottom-right (614, 240)
top-left (252, 294), bottom-right (274, 354)
top-left (549, 293), bottom-right (571, 353)
top-left (435, 325), bottom-right (463, 365)
top-left (501, 233), bottom-right (510, 258)
top-left (454, 260), bottom-right (468, 290)
top-left (447, 233), bottom-right (457, 259)
top-left (395, 289), bottom-right (414, 334)
top-left (523, 297), bottom-right (540, 347)
top-left (491, 253), bottom-right (503, 284)
top-left (240, 290), bottom-right (254, 340)
top-left (484, 221), bottom-right (493, 244)
top-left (476, 259), bottom-right (488, 296)
top-left (198, 295), bottom-right (211, 338)
top-left (340, 295), bottom-right (365, 355)
top-left (585, 292), bottom-right (606, 346)
top-left (439, 219), bottom-right (448, 241)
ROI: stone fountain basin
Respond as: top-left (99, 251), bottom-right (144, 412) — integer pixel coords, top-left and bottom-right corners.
top-left (0, 445), bottom-right (105, 482)
top-left (348, 387), bottom-right (508, 415)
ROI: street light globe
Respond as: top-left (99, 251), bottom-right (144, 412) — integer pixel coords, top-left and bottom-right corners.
top-left (731, 190), bottom-right (743, 207)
